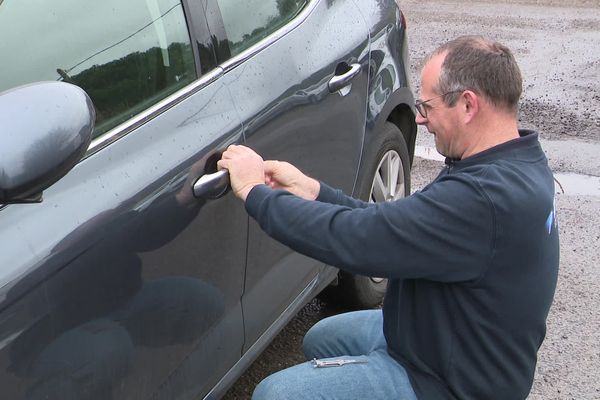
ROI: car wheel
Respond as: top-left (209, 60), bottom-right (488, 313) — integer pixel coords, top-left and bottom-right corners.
top-left (323, 122), bottom-right (411, 309)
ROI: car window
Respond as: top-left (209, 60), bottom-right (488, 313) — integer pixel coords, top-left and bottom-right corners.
top-left (216, 0), bottom-right (308, 57)
top-left (0, 0), bottom-right (197, 139)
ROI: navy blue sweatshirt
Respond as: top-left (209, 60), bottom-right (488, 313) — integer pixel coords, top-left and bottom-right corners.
top-left (245, 130), bottom-right (559, 399)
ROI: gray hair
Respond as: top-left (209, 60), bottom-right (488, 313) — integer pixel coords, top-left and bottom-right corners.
top-left (427, 36), bottom-right (523, 114)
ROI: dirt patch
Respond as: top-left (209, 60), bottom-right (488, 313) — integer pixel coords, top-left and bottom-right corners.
top-left (519, 98), bottom-right (600, 141)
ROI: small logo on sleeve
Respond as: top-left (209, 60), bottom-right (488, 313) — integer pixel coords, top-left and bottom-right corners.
top-left (545, 200), bottom-right (557, 235)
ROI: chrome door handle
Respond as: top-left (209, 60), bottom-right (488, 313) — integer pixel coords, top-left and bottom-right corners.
top-left (193, 169), bottom-right (230, 199)
top-left (328, 63), bottom-right (362, 94)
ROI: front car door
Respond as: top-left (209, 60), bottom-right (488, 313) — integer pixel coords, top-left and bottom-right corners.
top-left (206, 0), bottom-right (370, 350)
top-left (0, 1), bottom-right (248, 399)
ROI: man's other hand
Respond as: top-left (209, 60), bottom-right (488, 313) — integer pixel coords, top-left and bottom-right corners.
top-left (264, 160), bottom-right (320, 201)
top-left (218, 145), bottom-right (265, 202)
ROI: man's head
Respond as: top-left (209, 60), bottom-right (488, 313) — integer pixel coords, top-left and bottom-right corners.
top-left (416, 36), bottom-right (523, 159)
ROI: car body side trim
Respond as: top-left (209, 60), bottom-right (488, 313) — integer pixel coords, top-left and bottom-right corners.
top-left (86, 67), bottom-right (224, 156)
top-left (219, 0), bottom-right (319, 73)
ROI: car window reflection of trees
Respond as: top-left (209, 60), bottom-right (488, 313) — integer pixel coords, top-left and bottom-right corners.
top-left (55, 3), bottom-right (196, 138)
top-left (224, 0), bottom-right (308, 57)
top-left (67, 43), bottom-right (195, 137)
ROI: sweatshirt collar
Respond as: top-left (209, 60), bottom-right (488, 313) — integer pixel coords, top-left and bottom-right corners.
top-left (445, 129), bottom-right (541, 167)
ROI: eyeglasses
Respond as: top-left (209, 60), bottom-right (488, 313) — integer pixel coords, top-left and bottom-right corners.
top-left (415, 90), bottom-right (463, 118)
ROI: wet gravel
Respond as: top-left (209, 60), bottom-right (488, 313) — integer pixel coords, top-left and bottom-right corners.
top-left (224, 1), bottom-right (600, 399)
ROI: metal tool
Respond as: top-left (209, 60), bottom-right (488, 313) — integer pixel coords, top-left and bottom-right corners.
top-left (311, 358), bottom-right (368, 368)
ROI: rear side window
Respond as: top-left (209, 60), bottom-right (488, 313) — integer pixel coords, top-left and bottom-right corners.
top-left (0, 0), bottom-right (197, 138)
top-left (216, 0), bottom-right (308, 57)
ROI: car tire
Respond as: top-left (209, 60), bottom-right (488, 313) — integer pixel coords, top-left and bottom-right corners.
top-left (322, 122), bottom-right (411, 309)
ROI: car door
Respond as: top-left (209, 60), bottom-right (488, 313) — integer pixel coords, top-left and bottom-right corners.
top-left (206, 0), bottom-right (371, 350)
top-left (0, 1), bottom-right (247, 399)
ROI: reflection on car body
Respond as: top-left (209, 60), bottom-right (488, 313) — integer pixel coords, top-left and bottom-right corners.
top-left (0, 0), bottom-right (416, 398)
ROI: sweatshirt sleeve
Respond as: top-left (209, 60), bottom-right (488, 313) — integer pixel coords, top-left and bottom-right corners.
top-left (316, 181), bottom-right (371, 209)
top-left (245, 175), bottom-right (494, 282)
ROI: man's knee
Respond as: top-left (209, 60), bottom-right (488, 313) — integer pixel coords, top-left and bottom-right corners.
top-left (302, 316), bottom-right (335, 359)
top-left (302, 310), bottom-right (383, 359)
top-left (252, 371), bottom-right (301, 400)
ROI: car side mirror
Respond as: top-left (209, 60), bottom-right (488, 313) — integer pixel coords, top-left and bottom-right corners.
top-left (0, 82), bottom-right (95, 204)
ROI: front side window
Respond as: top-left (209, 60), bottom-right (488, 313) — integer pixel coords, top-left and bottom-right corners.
top-left (0, 0), bottom-right (197, 138)
top-left (216, 0), bottom-right (308, 57)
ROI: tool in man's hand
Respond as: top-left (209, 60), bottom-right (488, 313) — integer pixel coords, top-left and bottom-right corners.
top-left (311, 358), bottom-right (368, 368)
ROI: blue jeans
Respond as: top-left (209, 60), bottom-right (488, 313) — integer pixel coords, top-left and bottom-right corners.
top-left (252, 310), bottom-right (417, 400)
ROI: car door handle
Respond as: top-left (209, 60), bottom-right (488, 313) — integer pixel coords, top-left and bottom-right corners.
top-left (328, 63), bottom-right (362, 94)
top-left (193, 169), bottom-right (230, 199)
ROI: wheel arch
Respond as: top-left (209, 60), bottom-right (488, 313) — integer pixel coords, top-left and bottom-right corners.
top-left (353, 87), bottom-right (416, 197)
top-left (386, 103), bottom-right (417, 167)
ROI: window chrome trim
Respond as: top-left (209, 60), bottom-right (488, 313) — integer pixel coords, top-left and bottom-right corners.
top-left (86, 67), bottom-right (224, 156)
top-left (219, 0), bottom-right (319, 73)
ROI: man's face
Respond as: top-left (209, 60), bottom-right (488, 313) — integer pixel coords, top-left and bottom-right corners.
top-left (415, 54), bottom-right (462, 159)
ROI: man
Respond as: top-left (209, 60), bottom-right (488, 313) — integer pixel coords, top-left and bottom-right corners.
top-left (218, 36), bottom-right (559, 399)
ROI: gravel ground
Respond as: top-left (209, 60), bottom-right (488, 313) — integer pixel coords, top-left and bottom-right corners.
top-left (225, 1), bottom-right (600, 398)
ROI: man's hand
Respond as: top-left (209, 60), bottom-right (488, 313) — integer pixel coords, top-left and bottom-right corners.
top-left (218, 145), bottom-right (265, 202)
top-left (217, 145), bottom-right (320, 202)
top-left (264, 160), bottom-right (320, 201)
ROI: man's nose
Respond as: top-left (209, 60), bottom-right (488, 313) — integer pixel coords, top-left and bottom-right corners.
top-left (415, 111), bottom-right (427, 125)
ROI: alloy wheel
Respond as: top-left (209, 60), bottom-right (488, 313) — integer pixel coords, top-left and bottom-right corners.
top-left (369, 150), bottom-right (406, 203)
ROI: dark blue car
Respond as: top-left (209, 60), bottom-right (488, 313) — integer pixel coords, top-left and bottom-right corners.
top-left (0, 0), bottom-right (416, 398)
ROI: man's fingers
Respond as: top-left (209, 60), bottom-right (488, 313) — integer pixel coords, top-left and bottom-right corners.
top-left (221, 145), bottom-right (263, 161)
top-left (217, 159), bottom-right (228, 170)
top-left (220, 145), bottom-right (238, 160)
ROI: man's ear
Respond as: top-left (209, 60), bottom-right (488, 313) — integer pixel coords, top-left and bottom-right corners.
top-left (461, 90), bottom-right (479, 124)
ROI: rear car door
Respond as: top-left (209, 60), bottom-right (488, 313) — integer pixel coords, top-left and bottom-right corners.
top-left (0, 1), bottom-right (247, 399)
top-left (207, 0), bottom-right (371, 350)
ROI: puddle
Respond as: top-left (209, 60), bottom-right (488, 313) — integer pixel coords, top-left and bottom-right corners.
top-left (415, 146), bottom-right (600, 197)
top-left (553, 173), bottom-right (600, 196)
top-left (414, 146), bottom-right (446, 162)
